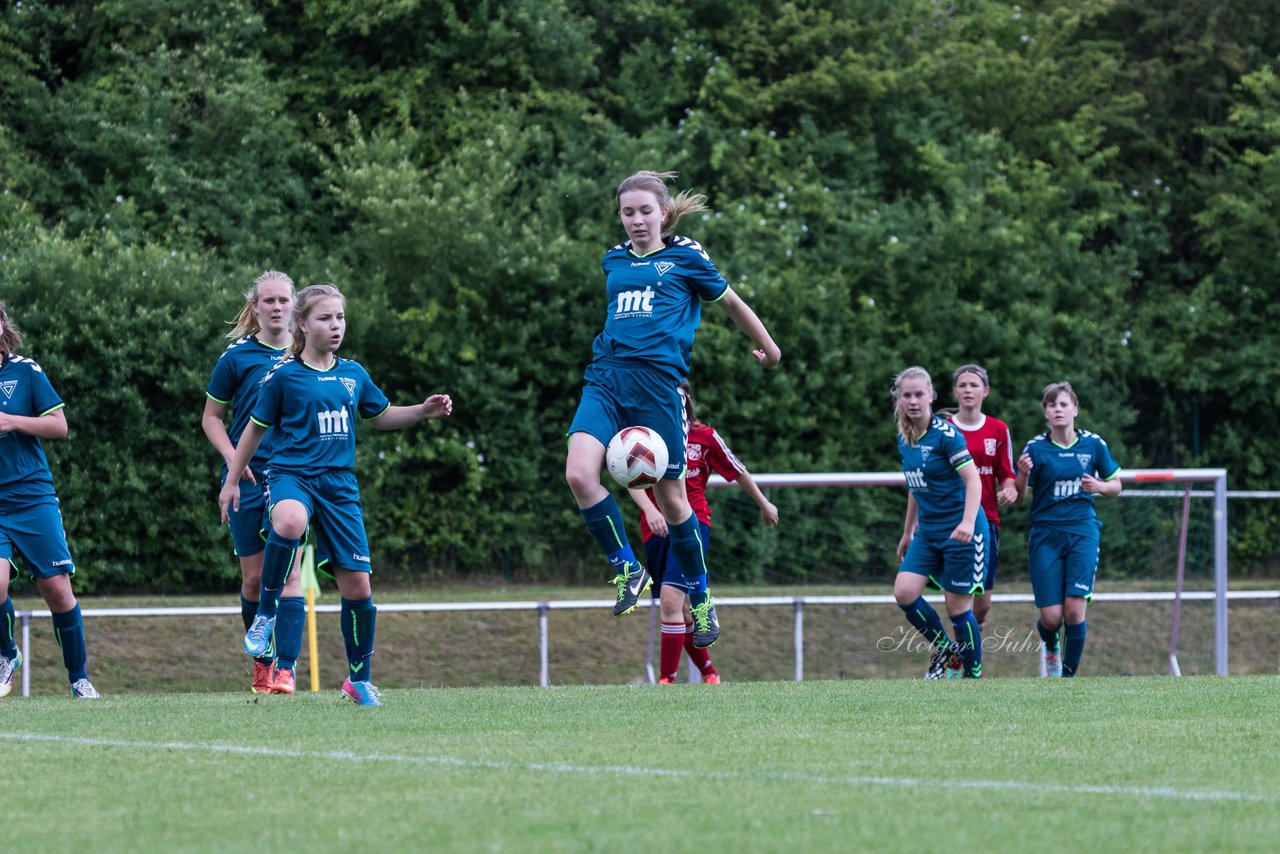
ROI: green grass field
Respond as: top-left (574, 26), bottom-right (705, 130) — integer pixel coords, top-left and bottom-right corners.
top-left (3, 677), bottom-right (1277, 852)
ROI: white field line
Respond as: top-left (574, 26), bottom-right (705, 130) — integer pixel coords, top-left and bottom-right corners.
top-left (1, 731), bottom-right (1273, 804)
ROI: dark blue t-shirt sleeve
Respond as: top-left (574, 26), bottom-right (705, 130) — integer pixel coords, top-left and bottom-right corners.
top-left (29, 362), bottom-right (63, 414)
top-left (356, 365), bottom-right (391, 420)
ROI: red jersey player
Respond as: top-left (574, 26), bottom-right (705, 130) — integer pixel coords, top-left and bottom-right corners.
top-left (629, 383), bottom-right (778, 684)
top-left (945, 364), bottom-right (1017, 635)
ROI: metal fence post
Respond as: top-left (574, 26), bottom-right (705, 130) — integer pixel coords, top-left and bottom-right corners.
top-left (538, 602), bottom-right (550, 687)
top-left (793, 598), bottom-right (804, 682)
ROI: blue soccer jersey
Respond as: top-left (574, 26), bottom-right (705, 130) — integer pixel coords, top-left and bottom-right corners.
top-left (1022, 430), bottom-right (1122, 531)
top-left (206, 336), bottom-right (289, 469)
top-left (898, 417), bottom-right (977, 536)
top-left (0, 354), bottom-right (65, 501)
top-left (590, 235), bottom-right (729, 381)
top-left (250, 356), bottom-right (390, 476)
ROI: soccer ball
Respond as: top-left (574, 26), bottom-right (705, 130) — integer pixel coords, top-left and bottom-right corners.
top-left (605, 426), bottom-right (669, 489)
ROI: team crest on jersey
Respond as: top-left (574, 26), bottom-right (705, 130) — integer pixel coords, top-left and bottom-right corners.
top-left (0, 381), bottom-right (16, 399)
top-left (984, 438), bottom-right (997, 456)
top-left (1077, 454), bottom-right (1092, 470)
top-left (654, 261), bottom-right (674, 276)
top-left (340, 377), bottom-right (357, 396)
top-left (920, 446), bottom-right (932, 463)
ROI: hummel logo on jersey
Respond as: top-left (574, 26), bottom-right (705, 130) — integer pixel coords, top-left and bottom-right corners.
top-left (340, 377), bottom-right (357, 396)
top-left (616, 287), bottom-right (655, 315)
top-left (317, 406), bottom-right (351, 438)
top-left (0, 381), bottom-right (16, 399)
top-left (1076, 454), bottom-right (1092, 470)
top-left (654, 261), bottom-right (675, 276)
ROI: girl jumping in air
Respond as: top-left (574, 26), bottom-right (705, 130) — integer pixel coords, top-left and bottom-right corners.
top-left (565, 171), bottom-right (780, 649)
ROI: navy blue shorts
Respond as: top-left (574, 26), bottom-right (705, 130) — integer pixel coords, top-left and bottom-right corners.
top-left (568, 362), bottom-right (688, 479)
top-left (222, 467), bottom-right (268, 558)
top-left (265, 471), bottom-right (372, 574)
top-left (1028, 525), bottom-right (1099, 607)
top-left (642, 520), bottom-right (712, 594)
top-left (0, 496), bottom-right (76, 580)
top-left (899, 513), bottom-right (991, 595)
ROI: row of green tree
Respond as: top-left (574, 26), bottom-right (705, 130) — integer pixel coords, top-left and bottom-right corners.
top-left (1, 0), bottom-right (1277, 591)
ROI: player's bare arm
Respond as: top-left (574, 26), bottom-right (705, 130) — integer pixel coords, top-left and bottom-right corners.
top-left (717, 287), bottom-right (781, 368)
top-left (371, 394), bottom-right (453, 431)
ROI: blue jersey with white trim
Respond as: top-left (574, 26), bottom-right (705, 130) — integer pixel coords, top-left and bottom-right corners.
top-left (0, 354), bottom-right (64, 501)
top-left (206, 335), bottom-right (289, 469)
top-left (590, 235), bottom-right (729, 382)
top-left (898, 416), bottom-right (976, 536)
top-left (250, 356), bottom-right (390, 476)
top-left (1022, 430), bottom-right (1121, 531)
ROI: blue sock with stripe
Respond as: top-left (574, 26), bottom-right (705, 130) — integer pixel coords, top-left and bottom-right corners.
top-left (580, 495), bottom-right (638, 573)
top-left (668, 514), bottom-right (709, 605)
top-left (341, 596), bottom-right (376, 683)
top-left (898, 597), bottom-right (950, 649)
top-left (1062, 620), bottom-right (1087, 677)
top-left (257, 532), bottom-right (300, 618)
top-left (1036, 619), bottom-right (1060, 653)
top-left (0, 596), bottom-right (16, 658)
top-left (51, 605), bottom-right (88, 683)
top-left (950, 609), bottom-right (982, 677)
top-left (274, 596), bottom-right (306, 671)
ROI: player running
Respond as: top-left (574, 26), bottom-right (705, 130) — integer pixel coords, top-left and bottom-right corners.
top-left (945, 364), bottom-right (1017, 654)
top-left (565, 170), bottom-right (780, 649)
top-left (219, 284), bottom-right (452, 706)
top-left (629, 382), bottom-right (778, 683)
top-left (0, 300), bottom-right (101, 699)
top-left (1015, 381), bottom-right (1122, 677)
top-left (892, 366), bottom-right (989, 680)
top-left (202, 271), bottom-right (306, 694)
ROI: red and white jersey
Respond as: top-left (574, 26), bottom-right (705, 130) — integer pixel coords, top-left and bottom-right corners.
top-left (639, 422), bottom-right (746, 541)
top-left (945, 413), bottom-right (1016, 530)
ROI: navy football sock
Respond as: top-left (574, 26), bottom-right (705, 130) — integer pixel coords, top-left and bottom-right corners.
top-left (341, 596), bottom-right (377, 683)
top-left (257, 532), bottom-right (300, 618)
top-left (0, 596), bottom-right (16, 658)
top-left (668, 515), bottom-right (709, 604)
top-left (950, 609), bottom-right (983, 677)
top-left (1037, 619), bottom-right (1061, 653)
top-left (580, 495), bottom-right (639, 572)
top-left (51, 604), bottom-right (88, 683)
top-left (898, 597), bottom-right (950, 649)
top-left (1063, 620), bottom-right (1087, 677)
top-left (274, 596), bottom-right (306, 670)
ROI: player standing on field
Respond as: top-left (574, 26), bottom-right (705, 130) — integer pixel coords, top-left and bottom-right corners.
top-left (202, 271), bottom-right (306, 695)
top-left (0, 300), bottom-right (100, 699)
top-left (629, 382), bottom-right (778, 683)
top-left (565, 171), bottom-right (780, 649)
top-left (892, 366), bottom-right (989, 680)
top-left (944, 364), bottom-right (1017, 642)
top-left (219, 284), bottom-right (452, 706)
top-left (1015, 381), bottom-right (1122, 677)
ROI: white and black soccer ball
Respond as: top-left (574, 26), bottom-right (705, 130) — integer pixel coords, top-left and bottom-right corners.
top-left (605, 426), bottom-right (669, 489)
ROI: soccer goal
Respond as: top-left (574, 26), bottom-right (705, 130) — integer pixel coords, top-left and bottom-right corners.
top-left (702, 468), bottom-right (1236, 677)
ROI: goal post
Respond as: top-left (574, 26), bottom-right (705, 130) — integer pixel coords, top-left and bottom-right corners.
top-left (707, 468), bottom-right (1231, 675)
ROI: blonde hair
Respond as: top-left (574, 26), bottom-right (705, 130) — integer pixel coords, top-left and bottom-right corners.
top-left (616, 171), bottom-right (709, 236)
top-left (1041, 380), bottom-right (1078, 409)
top-left (0, 299), bottom-right (21, 354)
top-left (290, 283), bottom-right (345, 356)
top-left (892, 366), bottom-right (935, 444)
top-left (226, 270), bottom-right (295, 340)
